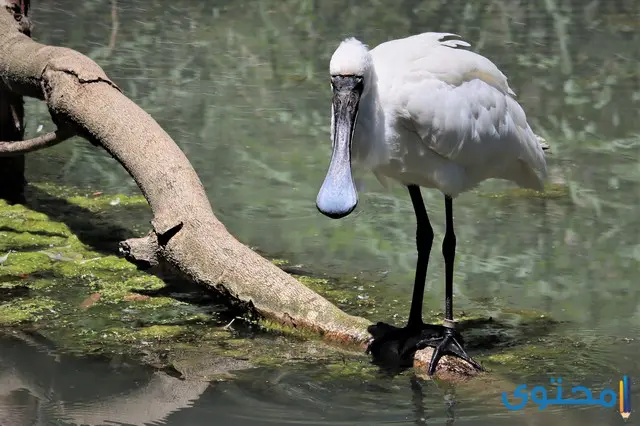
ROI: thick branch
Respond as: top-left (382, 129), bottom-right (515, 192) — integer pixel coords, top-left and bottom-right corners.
top-left (0, 7), bottom-right (480, 378)
top-left (0, 129), bottom-right (73, 156)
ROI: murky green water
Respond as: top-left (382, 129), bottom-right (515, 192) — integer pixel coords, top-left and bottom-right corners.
top-left (3, 0), bottom-right (639, 424)
top-left (1, 332), bottom-right (638, 425)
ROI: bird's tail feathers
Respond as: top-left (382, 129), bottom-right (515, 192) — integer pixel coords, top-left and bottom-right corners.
top-left (513, 160), bottom-right (546, 192)
top-left (514, 129), bottom-right (548, 187)
top-left (535, 134), bottom-right (551, 152)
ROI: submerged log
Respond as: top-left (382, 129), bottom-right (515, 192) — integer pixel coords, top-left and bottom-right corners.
top-left (0, 1), bottom-right (480, 379)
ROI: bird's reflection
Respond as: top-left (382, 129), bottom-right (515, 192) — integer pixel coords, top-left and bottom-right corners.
top-left (409, 375), bottom-right (456, 426)
top-left (410, 375), bottom-right (428, 425)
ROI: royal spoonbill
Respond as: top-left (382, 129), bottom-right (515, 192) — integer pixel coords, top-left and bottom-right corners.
top-left (316, 32), bottom-right (548, 375)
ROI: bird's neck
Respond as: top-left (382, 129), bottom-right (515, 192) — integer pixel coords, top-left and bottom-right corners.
top-left (352, 74), bottom-right (387, 170)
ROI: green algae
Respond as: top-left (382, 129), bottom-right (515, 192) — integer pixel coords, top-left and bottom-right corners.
top-left (270, 258), bottom-right (288, 266)
top-left (0, 183), bottom-right (217, 352)
top-left (296, 274), bottom-right (374, 309)
top-left (0, 296), bottom-right (58, 325)
top-left (321, 358), bottom-right (380, 381)
top-left (21, 183), bottom-right (152, 255)
top-left (0, 181), bottom-right (598, 382)
top-left (257, 318), bottom-right (319, 340)
top-left (0, 182), bottom-right (332, 378)
top-left (289, 271), bottom-right (404, 321)
top-left (0, 184), bottom-right (263, 376)
top-left (31, 182), bottom-right (149, 211)
top-left (478, 183), bottom-right (569, 200)
top-left (483, 335), bottom-right (599, 381)
top-left (260, 263), bottom-right (583, 381)
top-left (0, 223), bottom-right (68, 251)
top-left (102, 324), bottom-right (185, 342)
top-left (1, 252), bottom-right (54, 275)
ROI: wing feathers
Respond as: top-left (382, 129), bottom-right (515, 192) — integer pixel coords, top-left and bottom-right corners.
top-left (386, 34), bottom-right (547, 180)
top-left (370, 32), bottom-right (548, 192)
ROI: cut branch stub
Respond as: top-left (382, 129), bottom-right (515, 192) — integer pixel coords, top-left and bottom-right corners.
top-left (119, 233), bottom-right (159, 270)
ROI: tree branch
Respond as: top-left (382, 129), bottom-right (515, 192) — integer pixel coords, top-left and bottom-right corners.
top-left (0, 129), bottom-right (73, 156)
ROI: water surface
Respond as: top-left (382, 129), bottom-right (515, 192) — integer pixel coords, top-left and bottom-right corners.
top-left (4, 0), bottom-right (640, 424)
top-left (1, 332), bottom-right (637, 425)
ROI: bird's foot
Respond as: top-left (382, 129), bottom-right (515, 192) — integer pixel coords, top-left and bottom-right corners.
top-left (366, 321), bottom-right (483, 375)
top-left (415, 324), bottom-right (484, 375)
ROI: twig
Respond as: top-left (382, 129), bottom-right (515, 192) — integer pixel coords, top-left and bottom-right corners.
top-left (223, 318), bottom-right (236, 329)
top-left (0, 129), bottom-right (74, 156)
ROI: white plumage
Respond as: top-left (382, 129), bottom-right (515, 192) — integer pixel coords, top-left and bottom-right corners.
top-left (316, 32), bottom-right (549, 374)
top-left (328, 32), bottom-right (547, 198)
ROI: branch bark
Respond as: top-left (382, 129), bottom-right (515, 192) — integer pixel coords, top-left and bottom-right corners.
top-left (0, 129), bottom-right (73, 155)
top-left (0, 4), bottom-right (480, 379)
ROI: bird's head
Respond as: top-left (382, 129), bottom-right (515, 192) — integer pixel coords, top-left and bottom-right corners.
top-left (329, 38), bottom-right (372, 80)
top-left (316, 38), bottom-right (371, 219)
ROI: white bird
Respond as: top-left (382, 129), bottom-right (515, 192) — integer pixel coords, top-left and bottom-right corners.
top-left (316, 32), bottom-right (548, 375)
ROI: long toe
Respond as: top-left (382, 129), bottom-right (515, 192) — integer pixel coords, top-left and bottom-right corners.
top-left (420, 330), bottom-right (483, 375)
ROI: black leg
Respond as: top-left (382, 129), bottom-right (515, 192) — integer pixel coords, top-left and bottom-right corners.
top-left (442, 195), bottom-right (455, 322)
top-left (407, 185), bottom-right (434, 327)
top-left (366, 190), bottom-right (482, 376)
top-left (420, 195), bottom-right (482, 375)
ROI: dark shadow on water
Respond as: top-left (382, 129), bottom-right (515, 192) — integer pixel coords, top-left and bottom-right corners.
top-left (0, 275), bottom-right (29, 285)
top-left (134, 283), bottom-right (242, 322)
top-left (19, 185), bottom-right (246, 315)
top-left (0, 285), bottom-right (30, 301)
top-left (24, 185), bottom-right (144, 255)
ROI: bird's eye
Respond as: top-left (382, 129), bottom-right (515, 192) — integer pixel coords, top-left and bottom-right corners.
top-left (330, 75), bottom-right (363, 89)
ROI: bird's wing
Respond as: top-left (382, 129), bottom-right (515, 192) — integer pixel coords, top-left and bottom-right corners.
top-left (372, 33), bottom-right (546, 176)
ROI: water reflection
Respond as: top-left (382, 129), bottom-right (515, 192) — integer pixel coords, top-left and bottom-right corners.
top-left (1, 331), bottom-right (638, 425)
top-left (0, 332), bottom-right (209, 425)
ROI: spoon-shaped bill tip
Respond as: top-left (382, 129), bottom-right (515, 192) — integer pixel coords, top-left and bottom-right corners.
top-left (316, 190), bottom-right (357, 219)
top-left (316, 170), bottom-right (358, 219)
top-left (317, 76), bottom-right (361, 219)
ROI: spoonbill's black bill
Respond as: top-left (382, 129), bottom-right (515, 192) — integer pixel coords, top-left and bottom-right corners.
top-left (315, 75), bottom-right (362, 219)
